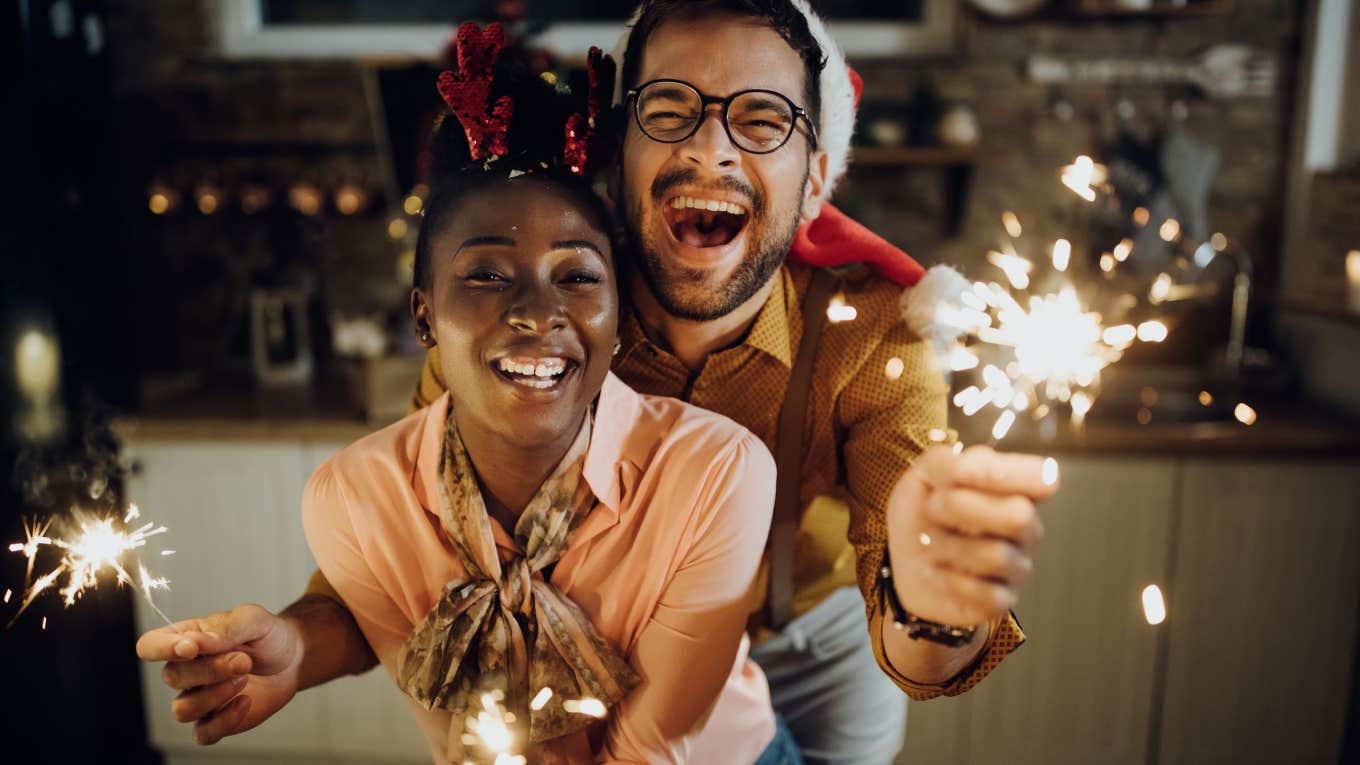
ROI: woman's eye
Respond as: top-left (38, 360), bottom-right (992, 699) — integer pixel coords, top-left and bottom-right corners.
top-left (464, 270), bottom-right (507, 283)
top-left (563, 270), bottom-right (603, 285)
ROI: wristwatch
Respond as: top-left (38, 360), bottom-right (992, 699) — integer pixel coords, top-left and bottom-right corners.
top-left (878, 548), bottom-right (978, 647)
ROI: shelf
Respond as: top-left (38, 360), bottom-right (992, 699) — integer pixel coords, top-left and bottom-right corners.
top-left (1071, 0), bottom-right (1233, 18)
top-left (849, 145), bottom-right (996, 167)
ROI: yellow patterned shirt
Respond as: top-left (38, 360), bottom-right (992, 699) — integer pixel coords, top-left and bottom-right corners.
top-left (392, 261), bottom-right (1024, 699)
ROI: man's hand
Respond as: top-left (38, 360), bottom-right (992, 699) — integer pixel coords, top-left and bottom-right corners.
top-left (136, 604), bottom-right (303, 745)
top-left (887, 445), bottom-right (1058, 627)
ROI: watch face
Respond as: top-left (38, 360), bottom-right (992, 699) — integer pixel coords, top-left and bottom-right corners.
top-left (968, 0), bottom-right (1049, 18)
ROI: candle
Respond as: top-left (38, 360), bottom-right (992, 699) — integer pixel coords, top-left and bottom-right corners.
top-left (1347, 250), bottom-right (1360, 312)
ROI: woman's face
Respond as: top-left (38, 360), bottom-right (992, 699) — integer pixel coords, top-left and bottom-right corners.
top-left (414, 177), bottom-right (618, 451)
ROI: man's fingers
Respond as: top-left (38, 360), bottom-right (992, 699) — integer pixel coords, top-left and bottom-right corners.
top-left (194, 693), bottom-right (252, 746)
top-left (951, 446), bottom-right (1059, 500)
top-left (929, 565), bottom-right (1017, 625)
top-left (172, 675), bottom-right (249, 724)
top-left (162, 652), bottom-right (253, 692)
top-left (926, 530), bottom-right (1033, 585)
top-left (927, 487), bottom-right (1042, 549)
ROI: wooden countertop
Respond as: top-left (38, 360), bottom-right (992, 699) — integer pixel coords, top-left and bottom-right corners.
top-left (113, 381), bottom-right (392, 444)
top-left (957, 399), bottom-right (1360, 458)
top-left (117, 380), bottom-right (1360, 459)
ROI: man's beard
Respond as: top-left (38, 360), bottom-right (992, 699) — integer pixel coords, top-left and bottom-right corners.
top-left (624, 166), bottom-right (807, 322)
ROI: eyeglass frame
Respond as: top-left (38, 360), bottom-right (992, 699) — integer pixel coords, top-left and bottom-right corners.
top-left (623, 78), bottom-right (819, 155)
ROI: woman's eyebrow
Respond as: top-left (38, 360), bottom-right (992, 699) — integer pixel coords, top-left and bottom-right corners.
top-left (455, 235), bottom-right (516, 253)
top-left (552, 239), bottom-right (605, 257)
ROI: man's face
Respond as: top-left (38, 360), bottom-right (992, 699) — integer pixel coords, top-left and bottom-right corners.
top-left (618, 15), bottom-right (827, 322)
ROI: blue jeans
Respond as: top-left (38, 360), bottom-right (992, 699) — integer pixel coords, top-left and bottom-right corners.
top-left (749, 588), bottom-right (908, 765)
top-left (754, 715), bottom-right (805, 765)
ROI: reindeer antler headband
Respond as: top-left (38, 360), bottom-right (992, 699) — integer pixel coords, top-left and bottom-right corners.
top-left (438, 22), bottom-right (615, 176)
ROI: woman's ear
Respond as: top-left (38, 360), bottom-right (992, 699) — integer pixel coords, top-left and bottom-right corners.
top-left (411, 288), bottom-right (436, 347)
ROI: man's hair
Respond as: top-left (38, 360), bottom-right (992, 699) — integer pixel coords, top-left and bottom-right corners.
top-left (413, 49), bottom-right (618, 291)
top-left (620, 0), bottom-right (827, 131)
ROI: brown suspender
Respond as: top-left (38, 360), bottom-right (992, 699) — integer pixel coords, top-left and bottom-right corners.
top-left (765, 268), bottom-right (838, 630)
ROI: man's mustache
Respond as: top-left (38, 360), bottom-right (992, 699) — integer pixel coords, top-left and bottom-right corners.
top-left (650, 169), bottom-right (763, 215)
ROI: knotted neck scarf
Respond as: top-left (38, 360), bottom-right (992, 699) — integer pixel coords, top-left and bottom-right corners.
top-left (397, 405), bottom-right (640, 753)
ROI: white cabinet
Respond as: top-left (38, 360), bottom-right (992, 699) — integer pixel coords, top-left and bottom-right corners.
top-left (1157, 459), bottom-right (1360, 765)
top-left (898, 456), bottom-right (1360, 765)
top-left (126, 438), bottom-right (430, 764)
top-left (900, 457), bottom-right (1177, 765)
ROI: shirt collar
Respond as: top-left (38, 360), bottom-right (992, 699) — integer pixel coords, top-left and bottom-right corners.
top-left (616, 265), bottom-right (799, 370)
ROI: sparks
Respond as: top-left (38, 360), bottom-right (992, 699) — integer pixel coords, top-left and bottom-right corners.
top-left (461, 688), bottom-right (525, 762)
top-left (5, 507), bottom-right (174, 629)
top-left (1142, 584), bottom-right (1167, 625)
top-left (563, 697), bottom-right (608, 718)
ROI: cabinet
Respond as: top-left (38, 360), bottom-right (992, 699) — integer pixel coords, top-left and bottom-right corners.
top-left (899, 457), bottom-right (1360, 765)
top-left (126, 439), bottom-right (430, 765)
top-left (126, 439), bottom-right (1360, 764)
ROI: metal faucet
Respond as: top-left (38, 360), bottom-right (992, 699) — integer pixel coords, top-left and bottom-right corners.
top-left (1209, 238), bottom-right (1252, 381)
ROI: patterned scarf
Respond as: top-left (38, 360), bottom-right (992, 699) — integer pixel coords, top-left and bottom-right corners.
top-left (397, 406), bottom-right (640, 754)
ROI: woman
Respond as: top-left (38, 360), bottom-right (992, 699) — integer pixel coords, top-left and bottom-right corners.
top-left (302, 24), bottom-right (779, 764)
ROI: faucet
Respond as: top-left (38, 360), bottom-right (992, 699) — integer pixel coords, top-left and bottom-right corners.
top-left (1197, 237), bottom-right (1252, 381)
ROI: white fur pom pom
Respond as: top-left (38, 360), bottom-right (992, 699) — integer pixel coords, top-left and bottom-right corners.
top-left (898, 265), bottom-right (973, 352)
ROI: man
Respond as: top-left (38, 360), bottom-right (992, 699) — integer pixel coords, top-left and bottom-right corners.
top-left (138, 2), bottom-right (1056, 763)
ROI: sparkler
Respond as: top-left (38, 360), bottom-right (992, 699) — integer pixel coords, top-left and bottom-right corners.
top-left (458, 687), bottom-right (610, 764)
top-left (931, 153), bottom-right (1182, 442)
top-left (5, 502), bottom-right (174, 629)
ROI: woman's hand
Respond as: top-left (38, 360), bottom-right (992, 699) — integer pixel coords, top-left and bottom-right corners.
top-left (136, 603), bottom-right (304, 745)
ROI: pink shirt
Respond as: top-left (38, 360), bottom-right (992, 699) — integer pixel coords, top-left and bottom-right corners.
top-left (302, 372), bottom-right (777, 764)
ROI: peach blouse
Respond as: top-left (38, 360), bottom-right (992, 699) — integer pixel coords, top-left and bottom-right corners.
top-left (302, 372), bottom-right (777, 764)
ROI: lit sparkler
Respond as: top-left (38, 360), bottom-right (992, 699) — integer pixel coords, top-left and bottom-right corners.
top-left (5, 503), bottom-right (174, 629)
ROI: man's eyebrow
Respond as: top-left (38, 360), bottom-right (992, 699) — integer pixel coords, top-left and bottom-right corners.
top-left (455, 235), bottom-right (516, 253)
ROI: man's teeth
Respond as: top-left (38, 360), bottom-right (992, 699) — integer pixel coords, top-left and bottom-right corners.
top-left (669, 196), bottom-right (747, 215)
top-left (496, 358), bottom-right (567, 378)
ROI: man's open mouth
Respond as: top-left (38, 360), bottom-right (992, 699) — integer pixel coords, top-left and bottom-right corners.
top-left (663, 195), bottom-right (749, 248)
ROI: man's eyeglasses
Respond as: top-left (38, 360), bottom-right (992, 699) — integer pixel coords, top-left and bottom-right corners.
top-left (624, 79), bottom-right (818, 155)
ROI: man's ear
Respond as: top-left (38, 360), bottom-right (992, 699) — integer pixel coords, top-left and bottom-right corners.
top-left (800, 149), bottom-right (830, 224)
top-left (411, 288), bottom-right (436, 347)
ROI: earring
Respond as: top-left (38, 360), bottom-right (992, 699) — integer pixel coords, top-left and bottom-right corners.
top-left (612, 340), bottom-right (621, 356)
top-left (421, 332), bottom-right (434, 345)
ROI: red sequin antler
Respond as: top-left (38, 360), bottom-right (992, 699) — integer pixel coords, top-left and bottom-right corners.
top-left (563, 47), bottom-right (616, 176)
top-left (437, 22), bottom-right (513, 161)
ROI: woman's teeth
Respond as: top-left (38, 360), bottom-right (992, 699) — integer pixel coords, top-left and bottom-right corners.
top-left (669, 196), bottom-right (747, 215)
top-left (496, 357), bottom-right (568, 389)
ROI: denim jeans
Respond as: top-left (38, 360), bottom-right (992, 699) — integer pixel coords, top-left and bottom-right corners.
top-left (749, 587), bottom-right (908, 765)
top-left (753, 715), bottom-right (806, 765)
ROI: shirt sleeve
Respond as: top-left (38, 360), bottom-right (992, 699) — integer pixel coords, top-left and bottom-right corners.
top-left (300, 461), bottom-right (414, 668)
top-left (597, 433), bottom-right (777, 764)
top-left (301, 348), bottom-right (444, 604)
top-left (838, 320), bottom-right (1025, 700)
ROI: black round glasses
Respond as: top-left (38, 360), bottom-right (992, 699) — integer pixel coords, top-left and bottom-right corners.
top-left (625, 78), bottom-right (819, 155)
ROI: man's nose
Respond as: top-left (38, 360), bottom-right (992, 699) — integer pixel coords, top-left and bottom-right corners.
top-left (678, 106), bottom-right (741, 173)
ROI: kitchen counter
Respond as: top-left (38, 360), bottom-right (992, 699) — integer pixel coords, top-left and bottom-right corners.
top-left (116, 379), bottom-right (1360, 458)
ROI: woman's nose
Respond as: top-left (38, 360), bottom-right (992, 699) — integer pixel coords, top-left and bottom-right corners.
top-left (506, 282), bottom-right (567, 333)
